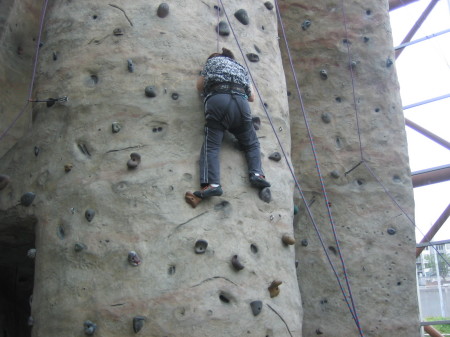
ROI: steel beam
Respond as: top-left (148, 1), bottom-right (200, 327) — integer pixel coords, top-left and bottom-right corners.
top-left (405, 118), bottom-right (450, 151)
top-left (412, 165), bottom-right (450, 188)
top-left (416, 203), bottom-right (450, 257)
top-left (424, 325), bottom-right (444, 337)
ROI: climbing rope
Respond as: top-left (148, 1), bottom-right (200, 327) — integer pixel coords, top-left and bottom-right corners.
top-left (0, 0), bottom-right (49, 143)
top-left (218, 0), bottom-right (364, 335)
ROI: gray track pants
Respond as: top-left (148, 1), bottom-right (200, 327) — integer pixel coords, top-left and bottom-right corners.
top-left (199, 93), bottom-right (263, 186)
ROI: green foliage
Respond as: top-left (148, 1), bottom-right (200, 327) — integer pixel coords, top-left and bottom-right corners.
top-left (425, 317), bottom-right (450, 334)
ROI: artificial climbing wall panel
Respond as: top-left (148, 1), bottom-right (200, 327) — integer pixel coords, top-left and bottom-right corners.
top-left (0, 1), bottom-right (303, 336)
top-left (279, 0), bottom-right (420, 336)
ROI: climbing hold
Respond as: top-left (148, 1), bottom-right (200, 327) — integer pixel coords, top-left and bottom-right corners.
top-left (250, 300), bottom-right (263, 316)
top-left (52, 51), bottom-right (58, 61)
top-left (157, 3), bottom-right (169, 18)
top-left (282, 234), bottom-right (296, 245)
top-left (320, 69), bottom-right (328, 80)
top-left (301, 20), bottom-right (311, 30)
top-left (294, 205), bottom-right (299, 215)
top-left (363, 36), bottom-right (370, 43)
top-left (112, 122), bottom-right (121, 133)
top-left (387, 228), bottom-right (396, 235)
top-left (168, 265), bottom-right (176, 275)
top-left (295, 260), bottom-right (299, 268)
top-left (350, 60), bottom-right (357, 69)
top-left (217, 21), bottom-right (230, 36)
top-left (113, 28), bottom-right (124, 36)
top-left (145, 86), bottom-right (156, 98)
top-left (0, 174), bottom-right (10, 190)
top-left (234, 9), bottom-right (249, 25)
top-left (316, 328), bottom-right (324, 335)
top-left (330, 170), bottom-right (340, 179)
top-left (128, 251), bottom-right (142, 266)
top-left (64, 163), bottom-right (73, 172)
top-left (133, 316), bottom-right (146, 333)
top-left (57, 224), bottom-right (65, 239)
top-left (185, 191), bottom-right (202, 208)
top-left (231, 255), bottom-right (244, 271)
top-left (84, 320), bottom-right (97, 335)
top-left (27, 248), bottom-right (36, 259)
top-left (268, 280), bottom-right (282, 298)
top-left (250, 243), bottom-right (258, 254)
top-left (219, 293), bottom-right (230, 303)
top-left (264, 2), bottom-right (274, 10)
top-left (268, 152), bottom-right (281, 162)
top-left (254, 45), bottom-right (261, 53)
top-left (258, 187), bottom-right (271, 203)
top-left (127, 152), bottom-right (141, 169)
top-left (335, 97), bottom-right (342, 103)
top-left (386, 57), bottom-right (393, 67)
top-left (246, 53), bottom-right (259, 62)
top-left (74, 243), bottom-right (87, 252)
top-left (127, 59), bottom-right (134, 73)
top-left (321, 112), bottom-right (331, 124)
top-left (301, 239), bottom-right (308, 247)
top-left (252, 117), bottom-right (261, 130)
top-left (85, 209), bottom-right (95, 222)
top-left (171, 92), bottom-right (179, 100)
top-left (20, 192), bottom-right (36, 207)
top-left (34, 146), bottom-right (40, 156)
top-left (195, 239), bottom-right (208, 254)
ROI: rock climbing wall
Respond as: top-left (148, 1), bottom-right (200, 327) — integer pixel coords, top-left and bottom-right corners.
top-left (278, 0), bottom-right (420, 336)
top-left (0, 1), bottom-right (303, 336)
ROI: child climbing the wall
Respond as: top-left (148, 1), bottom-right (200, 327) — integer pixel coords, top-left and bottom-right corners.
top-left (185, 48), bottom-right (270, 208)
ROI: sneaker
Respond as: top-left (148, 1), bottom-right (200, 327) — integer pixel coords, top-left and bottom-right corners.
top-left (193, 185), bottom-right (223, 199)
top-left (249, 174), bottom-right (271, 188)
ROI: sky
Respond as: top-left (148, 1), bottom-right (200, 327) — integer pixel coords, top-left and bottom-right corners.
top-left (389, 0), bottom-right (450, 242)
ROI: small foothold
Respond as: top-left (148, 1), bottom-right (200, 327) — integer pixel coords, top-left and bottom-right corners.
top-left (330, 170), bottom-right (340, 178)
top-left (168, 265), bottom-right (176, 275)
top-left (85, 209), bottom-right (95, 222)
top-left (301, 239), bottom-right (308, 247)
top-left (84, 320), bottom-right (97, 335)
top-left (128, 251), bottom-right (142, 266)
top-left (112, 122), bottom-right (121, 133)
top-left (217, 21), bottom-right (230, 36)
top-left (321, 113), bottom-right (331, 123)
top-left (74, 243), bottom-right (86, 252)
top-left (294, 205), bottom-right (299, 215)
top-left (252, 117), bottom-right (261, 130)
top-left (64, 163), bottom-right (73, 172)
top-left (171, 92), bottom-right (179, 100)
top-left (250, 300), bottom-right (263, 316)
top-left (268, 280), bottom-right (282, 298)
top-left (387, 228), bottom-right (396, 235)
top-left (350, 60), bottom-right (357, 68)
top-left (0, 174), bottom-right (11, 190)
top-left (195, 239), bottom-right (208, 254)
top-left (46, 99), bottom-right (55, 107)
top-left (231, 255), bottom-right (244, 271)
top-left (254, 45), bottom-right (261, 53)
top-left (57, 224), bottom-right (65, 239)
top-left (335, 97), bottom-right (342, 103)
top-left (386, 57), bottom-right (393, 67)
top-left (363, 36), bottom-right (370, 43)
top-left (250, 244), bottom-right (258, 254)
top-left (20, 192), bottom-right (36, 207)
top-left (268, 152), bottom-right (281, 162)
top-left (316, 328), bottom-right (324, 335)
top-left (113, 28), bottom-right (124, 36)
top-left (34, 146), bottom-right (40, 156)
top-left (127, 152), bottom-right (141, 169)
top-left (282, 234), bottom-right (296, 245)
top-left (127, 59), bottom-right (134, 73)
top-left (264, 1), bottom-right (274, 10)
top-left (145, 86), bottom-right (156, 98)
top-left (157, 3), bottom-right (170, 18)
top-left (246, 53), bottom-right (259, 62)
top-left (301, 20), bottom-right (311, 30)
top-left (52, 52), bottom-right (58, 61)
top-left (234, 9), bottom-right (249, 25)
top-left (295, 260), bottom-right (299, 268)
top-left (133, 316), bottom-right (146, 333)
top-left (258, 187), bottom-right (271, 203)
top-left (27, 248), bottom-right (36, 259)
top-left (320, 69), bottom-right (328, 79)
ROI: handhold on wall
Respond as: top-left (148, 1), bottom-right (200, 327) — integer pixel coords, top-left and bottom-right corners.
top-left (234, 9), bottom-right (249, 25)
top-left (85, 209), bottom-right (95, 222)
top-left (171, 92), bottom-right (179, 100)
top-left (128, 251), bottom-right (142, 266)
top-left (320, 69), bottom-right (328, 79)
top-left (217, 21), bottom-right (230, 36)
top-left (0, 174), bottom-right (10, 190)
top-left (264, 1), bottom-right (274, 10)
top-left (268, 280), bottom-right (282, 298)
top-left (133, 316), bottom-right (146, 333)
top-left (330, 170), bottom-right (340, 178)
top-left (113, 28), bottom-right (124, 36)
top-left (74, 243), bottom-right (87, 252)
top-left (246, 53), bottom-right (259, 62)
top-left (157, 3), bottom-right (170, 18)
top-left (282, 234), bottom-right (296, 245)
top-left (34, 146), bottom-right (40, 156)
top-left (127, 152), bottom-right (141, 169)
top-left (231, 255), bottom-right (244, 271)
top-left (112, 122), bottom-right (121, 133)
top-left (27, 248), bottom-right (36, 259)
top-left (145, 86), bottom-right (156, 98)
top-left (321, 112), bottom-right (331, 124)
top-left (301, 20), bottom-right (311, 30)
top-left (301, 239), bottom-right (308, 247)
top-left (52, 51), bottom-right (58, 61)
top-left (20, 192), bottom-right (36, 207)
top-left (127, 59), bottom-right (134, 73)
top-left (250, 300), bottom-right (263, 316)
top-left (387, 228), bottom-right (396, 235)
top-left (294, 205), bottom-right (299, 215)
top-left (386, 57), bottom-right (393, 67)
top-left (64, 163), bottom-right (73, 172)
top-left (258, 187), bottom-right (271, 203)
top-left (252, 117), bottom-right (261, 130)
top-left (84, 320), bottom-right (97, 335)
top-left (194, 239), bottom-right (208, 254)
top-left (268, 152), bottom-right (281, 162)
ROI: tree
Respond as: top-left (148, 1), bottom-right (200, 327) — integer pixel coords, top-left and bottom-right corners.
top-left (425, 251), bottom-right (450, 281)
